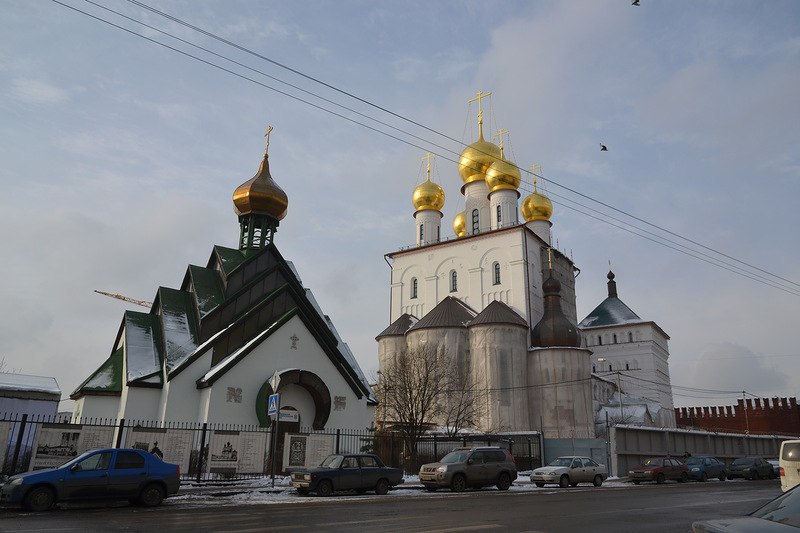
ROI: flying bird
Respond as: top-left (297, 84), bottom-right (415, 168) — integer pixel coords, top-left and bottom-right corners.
top-left (600, 143), bottom-right (608, 152)
top-left (632, 0), bottom-right (640, 5)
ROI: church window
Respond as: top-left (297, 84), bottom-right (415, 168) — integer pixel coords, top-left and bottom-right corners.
top-left (592, 365), bottom-right (596, 373)
top-left (625, 363), bottom-right (630, 370)
top-left (437, 225), bottom-right (440, 241)
top-left (496, 205), bottom-right (501, 225)
top-left (411, 278), bottom-right (418, 299)
top-left (472, 209), bottom-right (479, 233)
top-left (608, 364), bottom-right (612, 372)
top-left (598, 335), bottom-right (602, 345)
top-left (493, 262), bottom-right (501, 285)
top-left (419, 223), bottom-right (424, 242)
top-left (613, 334), bottom-right (617, 344)
top-left (628, 332), bottom-right (633, 342)
top-left (450, 270), bottom-right (458, 292)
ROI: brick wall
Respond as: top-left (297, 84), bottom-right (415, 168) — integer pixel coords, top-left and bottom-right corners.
top-left (675, 397), bottom-right (800, 436)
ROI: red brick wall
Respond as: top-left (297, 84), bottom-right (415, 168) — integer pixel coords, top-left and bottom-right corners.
top-left (675, 397), bottom-right (800, 436)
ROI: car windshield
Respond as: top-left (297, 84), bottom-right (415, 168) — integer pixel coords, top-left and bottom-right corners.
top-left (58, 449), bottom-right (104, 469)
top-left (319, 455), bottom-right (343, 468)
top-left (685, 457), bottom-right (703, 465)
top-left (749, 486), bottom-right (800, 527)
top-left (440, 450), bottom-right (470, 464)
top-left (548, 457), bottom-right (575, 467)
top-left (643, 458), bottom-right (662, 466)
top-left (733, 458), bottom-right (754, 465)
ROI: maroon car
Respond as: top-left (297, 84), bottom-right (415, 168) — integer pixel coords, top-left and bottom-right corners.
top-left (629, 457), bottom-right (688, 484)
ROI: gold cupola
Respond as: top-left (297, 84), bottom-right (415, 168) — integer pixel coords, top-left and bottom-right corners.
top-left (412, 153), bottom-right (445, 211)
top-left (485, 128), bottom-right (521, 193)
top-left (453, 211), bottom-right (466, 237)
top-left (233, 126), bottom-right (288, 221)
top-left (458, 90), bottom-right (502, 185)
top-left (521, 170), bottom-right (553, 222)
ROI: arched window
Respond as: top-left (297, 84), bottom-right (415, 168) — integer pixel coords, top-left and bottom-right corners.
top-left (608, 364), bottom-right (612, 372)
top-left (437, 225), bottom-right (440, 241)
top-left (472, 209), bottom-right (479, 233)
top-left (592, 365), bottom-right (596, 373)
top-left (410, 278), bottom-right (418, 299)
top-left (496, 205), bottom-right (501, 225)
top-left (625, 362), bottom-right (630, 370)
top-left (613, 334), bottom-right (617, 344)
top-left (419, 223), bottom-right (424, 242)
top-left (628, 332), bottom-right (633, 342)
top-left (598, 335), bottom-right (602, 346)
top-left (450, 270), bottom-right (458, 292)
top-left (493, 262), bottom-right (501, 285)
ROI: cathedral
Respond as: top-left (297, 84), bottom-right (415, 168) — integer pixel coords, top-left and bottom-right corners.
top-left (377, 93), bottom-right (676, 437)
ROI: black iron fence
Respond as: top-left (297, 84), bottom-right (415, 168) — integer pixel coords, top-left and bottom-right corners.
top-left (0, 413), bottom-right (541, 480)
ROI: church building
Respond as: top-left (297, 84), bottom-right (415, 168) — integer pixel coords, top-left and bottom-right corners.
top-left (72, 132), bottom-right (376, 430)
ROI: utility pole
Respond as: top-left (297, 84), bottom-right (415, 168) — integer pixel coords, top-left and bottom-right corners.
top-left (742, 391), bottom-right (749, 435)
top-left (617, 371), bottom-right (624, 422)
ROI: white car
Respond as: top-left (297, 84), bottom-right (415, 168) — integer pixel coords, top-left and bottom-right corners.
top-left (531, 456), bottom-right (608, 488)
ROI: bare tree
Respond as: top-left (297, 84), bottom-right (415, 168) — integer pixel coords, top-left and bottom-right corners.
top-left (440, 363), bottom-right (486, 438)
top-left (0, 356), bottom-right (19, 374)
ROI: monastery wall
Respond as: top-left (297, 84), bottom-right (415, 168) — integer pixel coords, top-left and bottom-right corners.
top-left (675, 397), bottom-right (800, 436)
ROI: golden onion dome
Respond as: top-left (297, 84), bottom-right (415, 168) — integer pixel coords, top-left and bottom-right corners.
top-left (453, 211), bottom-right (466, 237)
top-left (412, 179), bottom-right (445, 211)
top-left (233, 153), bottom-right (288, 220)
top-left (521, 192), bottom-right (553, 222)
top-left (485, 158), bottom-right (521, 192)
top-left (458, 136), bottom-right (502, 185)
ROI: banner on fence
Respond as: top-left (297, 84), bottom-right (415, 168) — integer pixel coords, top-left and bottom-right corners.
top-left (125, 427), bottom-right (193, 472)
top-left (208, 430), bottom-right (267, 474)
top-left (283, 433), bottom-right (335, 470)
top-left (30, 423), bottom-right (114, 470)
top-left (0, 421), bottom-right (12, 471)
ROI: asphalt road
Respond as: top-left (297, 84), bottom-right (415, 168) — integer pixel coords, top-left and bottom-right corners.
top-left (0, 480), bottom-right (781, 533)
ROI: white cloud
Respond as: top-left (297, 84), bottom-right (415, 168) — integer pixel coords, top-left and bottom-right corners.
top-left (8, 78), bottom-right (67, 105)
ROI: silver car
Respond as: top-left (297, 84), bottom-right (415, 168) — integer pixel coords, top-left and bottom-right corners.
top-left (531, 456), bottom-right (608, 488)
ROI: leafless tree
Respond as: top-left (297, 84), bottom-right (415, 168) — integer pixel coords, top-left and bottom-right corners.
top-left (440, 363), bottom-right (486, 438)
top-left (0, 356), bottom-right (19, 373)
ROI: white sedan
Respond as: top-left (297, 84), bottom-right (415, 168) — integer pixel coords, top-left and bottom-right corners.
top-left (531, 456), bottom-right (608, 488)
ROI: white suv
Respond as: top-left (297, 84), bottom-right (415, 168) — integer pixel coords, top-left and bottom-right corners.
top-left (780, 439), bottom-right (800, 492)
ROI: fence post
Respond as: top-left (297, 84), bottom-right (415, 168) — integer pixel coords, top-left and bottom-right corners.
top-left (527, 438), bottom-right (533, 471)
top-left (10, 414), bottom-right (28, 475)
top-left (433, 434), bottom-right (438, 460)
top-left (335, 429), bottom-right (341, 454)
top-left (115, 418), bottom-right (125, 448)
top-left (196, 422), bottom-right (208, 483)
top-left (389, 433), bottom-right (395, 467)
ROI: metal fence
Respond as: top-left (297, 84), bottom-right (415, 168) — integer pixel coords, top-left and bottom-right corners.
top-left (0, 414), bottom-right (542, 480)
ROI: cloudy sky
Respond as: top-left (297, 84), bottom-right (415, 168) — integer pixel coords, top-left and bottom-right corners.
top-left (1, 1), bottom-right (798, 411)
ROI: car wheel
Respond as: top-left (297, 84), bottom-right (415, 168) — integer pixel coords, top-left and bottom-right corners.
top-left (656, 473), bottom-right (666, 484)
top-left (700, 472), bottom-right (708, 482)
top-left (316, 480), bottom-right (333, 497)
top-left (593, 475), bottom-right (603, 487)
top-left (24, 486), bottom-right (55, 512)
top-left (632, 480), bottom-right (641, 485)
top-left (138, 483), bottom-right (165, 507)
top-left (375, 479), bottom-right (390, 496)
top-left (450, 474), bottom-right (467, 493)
top-left (535, 482), bottom-right (545, 488)
top-left (297, 488), bottom-right (309, 496)
top-left (752, 470), bottom-right (760, 481)
top-left (496, 472), bottom-right (512, 491)
top-left (719, 472), bottom-right (727, 481)
top-left (425, 486), bottom-right (438, 492)
top-left (559, 475), bottom-right (570, 488)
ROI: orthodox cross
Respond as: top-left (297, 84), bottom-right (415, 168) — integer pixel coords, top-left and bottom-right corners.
top-left (468, 90), bottom-right (492, 137)
top-left (530, 163), bottom-right (543, 192)
top-left (264, 125), bottom-right (273, 155)
top-left (494, 128), bottom-right (510, 157)
top-left (547, 247), bottom-right (553, 270)
top-left (422, 152), bottom-right (434, 181)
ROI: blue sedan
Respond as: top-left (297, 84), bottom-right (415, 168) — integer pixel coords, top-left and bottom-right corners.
top-left (0, 448), bottom-right (180, 511)
top-left (685, 456), bottom-right (727, 482)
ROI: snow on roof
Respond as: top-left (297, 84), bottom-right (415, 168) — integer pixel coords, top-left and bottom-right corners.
top-left (83, 367), bottom-right (115, 389)
top-left (0, 372), bottom-right (61, 396)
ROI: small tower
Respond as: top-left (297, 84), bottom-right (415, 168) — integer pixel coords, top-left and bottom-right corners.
top-left (232, 126), bottom-right (288, 249)
top-left (458, 91), bottom-right (501, 236)
top-left (521, 166), bottom-right (553, 245)
top-left (412, 153), bottom-right (445, 246)
top-left (485, 128), bottom-right (521, 230)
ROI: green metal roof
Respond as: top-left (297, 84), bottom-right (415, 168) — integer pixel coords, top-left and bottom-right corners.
top-left (158, 287), bottom-right (199, 372)
top-left (188, 265), bottom-right (224, 316)
top-left (213, 245), bottom-right (248, 276)
top-left (124, 311), bottom-right (164, 384)
top-left (72, 346), bottom-right (123, 397)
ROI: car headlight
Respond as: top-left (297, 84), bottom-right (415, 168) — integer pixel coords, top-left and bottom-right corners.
top-left (303, 474), bottom-right (311, 480)
top-left (628, 471), bottom-right (635, 475)
top-left (8, 478), bottom-right (23, 486)
top-left (437, 465), bottom-right (447, 473)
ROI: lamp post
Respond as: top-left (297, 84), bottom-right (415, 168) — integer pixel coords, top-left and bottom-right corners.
top-left (597, 358), bottom-right (623, 422)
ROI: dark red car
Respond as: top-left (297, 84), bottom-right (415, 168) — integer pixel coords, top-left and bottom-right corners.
top-left (629, 457), bottom-right (688, 484)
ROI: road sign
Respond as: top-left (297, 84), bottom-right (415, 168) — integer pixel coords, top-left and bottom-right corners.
top-left (267, 393), bottom-right (280, 416)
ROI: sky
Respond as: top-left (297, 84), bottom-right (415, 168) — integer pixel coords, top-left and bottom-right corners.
top-left (1, 0), bottom-right (798, 411)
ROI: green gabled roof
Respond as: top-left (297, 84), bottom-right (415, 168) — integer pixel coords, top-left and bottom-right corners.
top-left (188, 265), bottom-right (224, 316)
top-left (71, 346), bottom-right (123, 398)
top-left (124, 311), bottom-right (164, 385)
top-left (213, 245), bottom-right (248, 276)
top-left (157, 287), bottom-right (199, 373)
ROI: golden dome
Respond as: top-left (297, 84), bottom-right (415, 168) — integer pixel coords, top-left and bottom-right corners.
top-left (458, 136), bottom-right (502, 184)
top-left (412, 179), bottom-right (445, 211)
top-left (453, 211), bottom-right (466, 237)
top-left (485, 158), bottom-right (521, 192)
top-left (233, 153), bottom-right (288, 220)
top-left (522, 192), bottom-right (553, 222)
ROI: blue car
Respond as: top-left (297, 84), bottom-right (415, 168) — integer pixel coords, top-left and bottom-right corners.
top-left (685, 455), bottom-right (727, 482)
top-left (0, 448), bottom-right (180, 511)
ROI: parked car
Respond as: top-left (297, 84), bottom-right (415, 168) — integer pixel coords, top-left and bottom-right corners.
top-left (686, 455), bottom-right (727, 482)
top-left (728, 457), bottom-right (775, 480)
top-left (628, 457), bottom-right (688, 484)
top-left (0, 448), bottom-right (180, 511)
top-left (692, 484), bottom-right (800, 531)
top-left (290, 453), bottom-right (403, 496)
top-left (531, 456), bottom-right (608, 488)
top-left (780, 440), bottom-right (800, 492)
top-left (419, 446), bottom-right (517, 492)
top-left (767, 459), bottom-right (781, 478)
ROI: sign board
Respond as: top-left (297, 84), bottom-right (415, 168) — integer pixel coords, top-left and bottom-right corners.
top-left (278, 409), bottom-right (299, 423)
top-left (267, 393), bottom-right (280, 416)
top-left (282, 433), bottom-right (335, 470)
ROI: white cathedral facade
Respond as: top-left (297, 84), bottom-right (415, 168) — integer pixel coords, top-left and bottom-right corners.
top-left (377, 95), bottom-right (676, 437)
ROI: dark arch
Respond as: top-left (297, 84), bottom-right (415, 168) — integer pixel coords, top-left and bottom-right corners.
top-left (255, 369), bottom-right (332, 429)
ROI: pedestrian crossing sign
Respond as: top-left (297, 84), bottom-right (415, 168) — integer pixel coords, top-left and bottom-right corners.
top-left (268, 393), bottom-right (280, 416)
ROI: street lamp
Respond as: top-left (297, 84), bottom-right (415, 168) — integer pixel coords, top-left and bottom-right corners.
top-left (597, 358), bottom-right (623, 421)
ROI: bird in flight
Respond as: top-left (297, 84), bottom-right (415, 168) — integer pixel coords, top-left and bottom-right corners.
top-left (600, 143), bottom-right (608, 152)
top-left (632, 0), bottom-right (640, 5)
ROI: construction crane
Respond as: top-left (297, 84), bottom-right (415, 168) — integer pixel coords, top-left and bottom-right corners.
top-left (94, 290), bottom-right (152, 308)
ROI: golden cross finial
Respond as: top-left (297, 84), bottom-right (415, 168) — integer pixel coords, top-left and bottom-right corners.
top-left (494, 128), bottom-right (509, 157)
top-left (468, 90), bottom-right (492, 139)
top-left (530, 163), bottom-right (542, 192)
top-left (547, 247), bottom-right (553, 270)
top-left (263, 125), bottom-right (273, 156)
top-left (422, 152), bottom-right (434, 181)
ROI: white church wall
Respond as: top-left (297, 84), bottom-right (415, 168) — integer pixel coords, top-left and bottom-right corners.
top-left (120, 387), bottom-right (162, 421)
top-left (162, 350), bottom-right (213, 423)
top-left (74, 395), bottom-right (119, 421)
